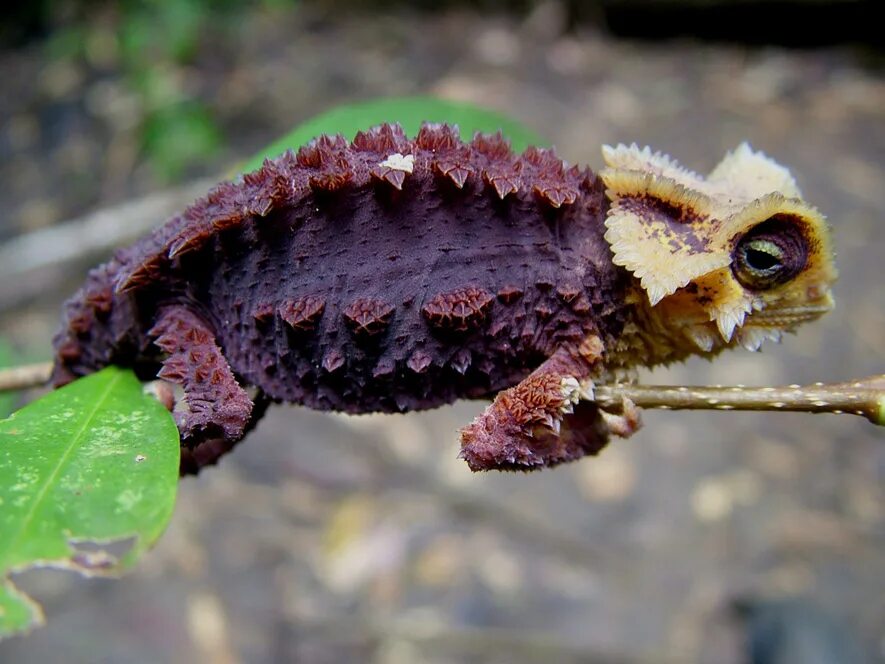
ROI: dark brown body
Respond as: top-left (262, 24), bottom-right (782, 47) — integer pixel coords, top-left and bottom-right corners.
top-left (51, 124), bottom-right (631, 468)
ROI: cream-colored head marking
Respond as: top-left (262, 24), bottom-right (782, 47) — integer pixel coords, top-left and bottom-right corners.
top-left (601, 143), bottom-right (837, 358)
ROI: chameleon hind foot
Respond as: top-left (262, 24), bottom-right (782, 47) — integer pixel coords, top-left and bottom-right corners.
top-left (178, 393), bottom-right (271, 475)
top-left (149, 306), bottom-right (254, 451)
top-left (142, 377), bottom-right (269, 474)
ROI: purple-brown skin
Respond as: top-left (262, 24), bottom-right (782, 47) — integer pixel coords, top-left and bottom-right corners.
top-left (51, 123), bottom-right (635, 474)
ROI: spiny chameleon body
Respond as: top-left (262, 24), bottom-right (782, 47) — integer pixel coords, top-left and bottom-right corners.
top-left (50, 123), bottom-right (837, 474)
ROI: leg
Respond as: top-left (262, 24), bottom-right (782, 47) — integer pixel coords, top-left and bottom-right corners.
top-left (149, 306), bottom-right (254, 455)
top-left (459, 339), bottom-right (642, 471)
top-left (179, 392), bottom-right (271, 475)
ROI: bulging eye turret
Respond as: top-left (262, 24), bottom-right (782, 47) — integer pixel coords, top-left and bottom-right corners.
top-left (732, 216), bottom-right (808, 290)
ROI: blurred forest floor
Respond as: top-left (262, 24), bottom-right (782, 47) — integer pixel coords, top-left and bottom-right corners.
top-left (0, 2), bottom-right (883, 662)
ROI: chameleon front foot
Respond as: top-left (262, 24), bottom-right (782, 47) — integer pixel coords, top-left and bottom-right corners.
top-left (459, 395), bottom-right (613, 472)
top-left (600, 396), bottom-right (642, 438)
top-left (459, 344), bottom-right (614, 471)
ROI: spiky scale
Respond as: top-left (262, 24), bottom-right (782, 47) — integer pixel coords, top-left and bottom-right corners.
top-left (322, 349), bottom-right (345, 374)
top-left (451, 348), bottom-right (472, 375)
top-left (407, 350), bottom-right (433, 374)
top-left (343, 298), bottom-right (396, 337)
top-left (496, 286), bottom-right (523, 304)
top-left (372, 358), bottom-right (395, 379)
top-left (556, 283), bottom-right (582, 304)
top-left (279, 295), bottom-right (326, 332)
top-left (422, 286), bottom-right (494, 333)
top-left (252, 302), bottom-right (275, 325)
top-left (415, 123), bottom-right (460, 152)
top-left (433, 157), bottom-right (474, 189)
top-left (371, 165), bottom-right (408, 190)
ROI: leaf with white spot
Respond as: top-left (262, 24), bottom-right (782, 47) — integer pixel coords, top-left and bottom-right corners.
top-left (0, 367), bottom-right (179, 639)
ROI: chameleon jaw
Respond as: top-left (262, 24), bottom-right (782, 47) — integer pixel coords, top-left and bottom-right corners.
top-left (746, 296), bottom-right (834, 329)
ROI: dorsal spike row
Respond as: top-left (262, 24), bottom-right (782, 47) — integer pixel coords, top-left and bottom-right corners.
top-left (432, 152), bottom-right (475, 189)
top-left (295, 135), bottom-right (357, 194)
top-left (371, 158), bottom-right (411, 190)
top-left (113, 122), bottom-right (588, 301)
top-left (296, 134), bottom-right (349, 168)
top-left (533, 184), bottom-right (577, 208)
top-left (309, 163), bottom-right (352, 192)
top-left (352, 123), bottom-right (410, 155)
top-left (483, 168), bottom-right (521, 199)
top-left (115, 253), bottom-right (169, 294)
top-left (470, 131), bottom-right (513, 161)
top-left (247, 161), bottom-right (293, 213)
top-left (521, 146), bottom-right (564, 172)
top-left (84, 284), bottom-right (114, 316)
top-left (469, 131), bottom-right (522, 199)
top-left (415, 123), bottom-right (461, 152)
top-left (519, 146), bottom-right (578, 208)
top-left (167, 227), bottom-right (215, 260)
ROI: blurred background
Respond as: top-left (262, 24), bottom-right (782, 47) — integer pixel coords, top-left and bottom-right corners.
top-left (0, 1), bottom-right (882, 662)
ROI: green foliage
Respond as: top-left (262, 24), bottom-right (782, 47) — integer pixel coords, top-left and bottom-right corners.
top-left (118, 0), bottom-right (229, 179)
top-left (142, 102), bottom-right (222, 180)
top-left (42, 0), bottom-right (238, 180)
top-left (240, 96), bottom-right (547, 174)
top-left (118, 0), bottom-right (207, 66)
top-left (0, 367), bottom-right (180, 639)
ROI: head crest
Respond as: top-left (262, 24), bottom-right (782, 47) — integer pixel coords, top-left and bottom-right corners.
top-left (600, 143), bottom-right (836, 351)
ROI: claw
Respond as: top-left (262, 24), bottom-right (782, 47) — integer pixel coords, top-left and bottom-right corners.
top-left (600, 397), bottom-right (642, 437)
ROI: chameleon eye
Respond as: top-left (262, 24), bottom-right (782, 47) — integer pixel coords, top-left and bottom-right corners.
top-left (732, 216), bottom-right (808, 290)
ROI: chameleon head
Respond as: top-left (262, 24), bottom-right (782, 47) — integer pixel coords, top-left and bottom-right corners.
top-left (601, 142), bottom-right (837, 357)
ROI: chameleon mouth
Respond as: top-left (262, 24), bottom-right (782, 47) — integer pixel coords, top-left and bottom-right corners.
top-left (749, 293), bottom-right (834, 328)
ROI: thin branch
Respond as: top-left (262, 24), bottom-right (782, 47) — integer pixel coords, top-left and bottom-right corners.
top-left (594, 374), bottom-right (885, 426)
top-left (0, 178), bottom-right (216, 311)
top-left (0, 362), bottom-right (882, 426)
top-left (0, 362), bottom-right (53, 392)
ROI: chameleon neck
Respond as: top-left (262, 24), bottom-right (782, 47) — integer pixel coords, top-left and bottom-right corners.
top-left (605, 281), bottom-right (728, 371)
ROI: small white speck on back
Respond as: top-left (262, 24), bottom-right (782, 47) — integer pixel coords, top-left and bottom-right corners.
top-left (379, 153), bottom-right (414, 173)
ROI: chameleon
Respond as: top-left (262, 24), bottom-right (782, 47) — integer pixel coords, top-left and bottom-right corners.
top-left (50, 123), bottom-right (837, 474)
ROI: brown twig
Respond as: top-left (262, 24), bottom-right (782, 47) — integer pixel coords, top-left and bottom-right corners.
top-left (594, 374), bottom-right (885, 426)
top-left (0, 362), bottom-right (53, 392)
top-left (0, 362), bottom-right (882, 425)
top-left (0, 178), bottom-right (216, 312)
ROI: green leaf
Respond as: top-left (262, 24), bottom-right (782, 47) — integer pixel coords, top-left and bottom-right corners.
top-left (0, 367), bottom-right (180, 639)
top-left (142, 102), bottom-right (222, 181)
top-left (239, 96), bottom-right (547, 174)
